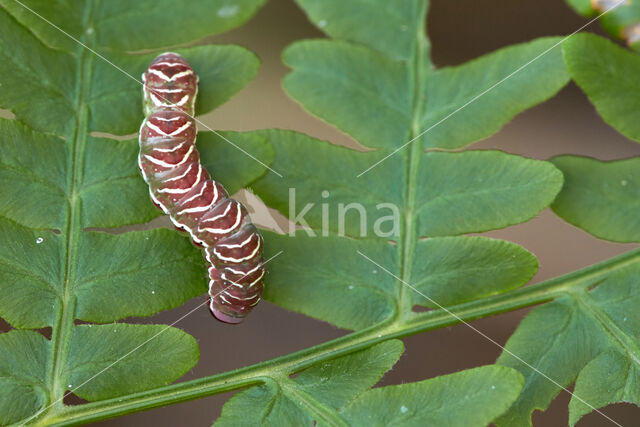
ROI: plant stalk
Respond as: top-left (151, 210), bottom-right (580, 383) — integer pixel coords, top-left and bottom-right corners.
top-left (43, 246), bottom-right (640, 426)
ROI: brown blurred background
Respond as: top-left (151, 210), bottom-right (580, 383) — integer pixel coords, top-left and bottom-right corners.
top-left (4, 0), bottom-right (640, 425)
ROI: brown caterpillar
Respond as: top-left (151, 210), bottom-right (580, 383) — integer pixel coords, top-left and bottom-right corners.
top-left (138, 52), bottom-right (264, 324)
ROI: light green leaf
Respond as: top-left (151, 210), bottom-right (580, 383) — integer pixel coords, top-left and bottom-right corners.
top-left (263, 231), bottom-right (396, 331)
top-left (410, 236), bottom-right (538, 308)
top-left (569, 350), bottom-right (640, 426)
top-left (340, 365), bottom-right (524, 427)
top-left (0, 330), bottom-right (49, 425)
top-left (551, 155), bottom-right (640, 242)
top-left (565, 0), bottom-right (594, 16)
top-left (295, 0), bottom-right (425, 61)
top-left (563, 33), bottom-right (640, 142)
top-left (283, 40), bottom-right (412, 149)
top-left (64, 324), bottom-right (199, 401)
top-left (421, 37), bottom-right (569, 149)
top-left (496, 263), bottom-right (640, 426)
top-left (256, 0), bottom-right (564, 331)
top-left (215, 340), bottom-right (404, 426)
top-left (283, 35), bottom-right (568, 150)
top-left (417, 150), bottom-right (563, 236)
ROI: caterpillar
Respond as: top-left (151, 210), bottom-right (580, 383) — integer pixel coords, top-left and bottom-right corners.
top-left (138, 52), bottom-right (265, 324)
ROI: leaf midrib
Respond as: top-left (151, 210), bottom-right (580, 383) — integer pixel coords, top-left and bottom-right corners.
top-left (397, 1), bottom-right (428, 320)
top-left (573, 292), bottom-right (640, 367)
top-left (47, 2), bottom-right (96, 411)
top-left (278, 376), bottom-right (349, 426)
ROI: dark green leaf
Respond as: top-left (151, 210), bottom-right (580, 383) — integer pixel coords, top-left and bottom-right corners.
top-left (0, 330), bottom-right (49, 425)
top-left (198, 131), bottom-right (274, 195)
top-left (64, 324), bottom-right (199, 401)
top-left (0, 119), bottom-right (68, 229)
top-left (0, 0), bottom-right (266, 421)
top-left (255, 131), bottom-right (554, 329)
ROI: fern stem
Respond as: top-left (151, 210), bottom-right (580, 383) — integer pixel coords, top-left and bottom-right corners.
top-left (43, 247), bottom-right (640, 426)
top-left (47, 6), bottom-right (95, 409)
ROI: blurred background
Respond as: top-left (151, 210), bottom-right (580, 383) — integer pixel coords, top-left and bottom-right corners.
top-left (4, 0), bottom-right (640, 425)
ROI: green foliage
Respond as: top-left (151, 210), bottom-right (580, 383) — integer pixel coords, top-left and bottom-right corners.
top-left (497, 263), bottom-right (640, 426)
top-left (216, 341), bottom-right (406, 426)
top-left (551, 155), bottom-right (640, 243)
top-left (0, 0), bottom-right (639, 426)
top-left (0, 0), bottom-right (268, 424)
top-left (217, 341), bottom-right (524, 427)
top-left (254, 1), bottom-right (567, 329)
top-left (339, 366), bottom-right (523, 427)
top-left (563, 33), bottom-right (640, 143)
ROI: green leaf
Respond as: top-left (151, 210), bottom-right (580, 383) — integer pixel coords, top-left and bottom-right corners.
top-left (0, 0), bottom-right (267, 423)
top-left (421, 37), bottom-right (569, 149)
top-left (1, 0), bottom-right (266, 52)
top-left (283, 36), bottom-right (568, 150)
top-left (410, 236), bottom-right (538, 308)
top-left (0, 119), bottom-right (68, 229)
top-left (550, 155), bottom-right (640, 242)
top-left (255, 130), bottom-right (555, 329)
top-left (216, 340), bottom-right (404, 426)
top-left (198, 131), bottom-right (274, 196)
top-left (252, 0), bottom-right (566, 332)
top-left (64, 324), bottom-right (199, 401)
top-left (0, 330), bottom-right (49, 425)
top-left (496, 263), bottom-right (640, 426)
top-left (0, 218), bottom-right (62, 329)
top-left (89, 45), bottom-right (260, 136)
top-left (563, 33), bottom-right (640, 142)
top-left (340, 365), bottom-right (524, 427)
top-left (283, 40), bottom-right (411, 149)
top-left (295, 0), bottom-right (425, 61)
top-left (416, 150), bottom-right (563, 236)
top-left (81, 131), bottom-right (271, 228)
top-left (262, 231), bottom-right (397, 331)
top-left (73, 229), bottom-right (207, 323)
